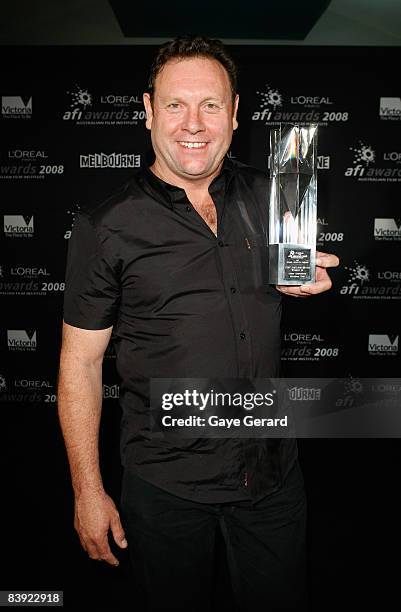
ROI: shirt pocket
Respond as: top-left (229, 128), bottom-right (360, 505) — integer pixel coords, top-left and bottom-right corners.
top-left (230, 232), bottom-right (271, 292)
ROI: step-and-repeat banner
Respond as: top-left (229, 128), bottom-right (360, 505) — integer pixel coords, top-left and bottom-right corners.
top-left (1, 46), bottom-right (400, 410)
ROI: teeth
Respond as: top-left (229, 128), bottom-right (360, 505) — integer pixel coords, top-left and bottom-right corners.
top-left (179, 142), bottom-right (207, 148)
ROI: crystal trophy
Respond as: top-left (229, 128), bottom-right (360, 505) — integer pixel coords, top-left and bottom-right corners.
top-left (268, 123), bottom-right (318, 285)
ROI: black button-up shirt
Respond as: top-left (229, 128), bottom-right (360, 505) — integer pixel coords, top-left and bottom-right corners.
top-left (63, 156), bottom-right (297, 504)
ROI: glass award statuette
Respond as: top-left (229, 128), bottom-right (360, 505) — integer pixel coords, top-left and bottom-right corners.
top-left (268, 123), bottom-right (318, 285)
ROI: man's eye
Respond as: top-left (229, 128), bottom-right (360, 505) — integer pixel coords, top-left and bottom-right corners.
top-left (167, 103), bottom-right (180, 109)
top-left (205, 103), bottom-right (220, 111)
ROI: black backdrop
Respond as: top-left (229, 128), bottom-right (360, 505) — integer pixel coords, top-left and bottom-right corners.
top-left (1, 45), bottom-right (401, 610)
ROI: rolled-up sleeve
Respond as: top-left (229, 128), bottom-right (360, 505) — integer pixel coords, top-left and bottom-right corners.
top-left (63, 212), bottom-right (120, 329)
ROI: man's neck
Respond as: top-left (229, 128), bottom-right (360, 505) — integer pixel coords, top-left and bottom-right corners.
top-left (150, 160), bottom-right (223, 199)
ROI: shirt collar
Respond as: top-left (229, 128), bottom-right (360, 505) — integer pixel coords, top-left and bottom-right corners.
top-left (140, 155), bottom-right (236, 210)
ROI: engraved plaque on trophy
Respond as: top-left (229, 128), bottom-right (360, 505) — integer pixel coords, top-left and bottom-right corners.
top-left (268, 123), bottom-right (318, 285)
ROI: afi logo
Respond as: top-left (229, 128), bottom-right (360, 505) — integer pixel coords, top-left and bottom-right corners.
top-left (252, 84), bottom-right (283, 121)
top-left (345, 141), bottom-right (375, 177)
top-left (340, 261), bottom-right (370, 295)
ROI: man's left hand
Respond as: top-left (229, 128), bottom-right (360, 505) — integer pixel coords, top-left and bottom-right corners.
top-left (275, 251), bottom-right (340, 298)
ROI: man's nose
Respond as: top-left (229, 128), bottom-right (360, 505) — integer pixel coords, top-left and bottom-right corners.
top-left (182, 107), bottom-right (205, 133)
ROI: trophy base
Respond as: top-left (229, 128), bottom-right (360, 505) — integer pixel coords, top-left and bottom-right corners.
top-left (269, 243), bottom-right (316, 285)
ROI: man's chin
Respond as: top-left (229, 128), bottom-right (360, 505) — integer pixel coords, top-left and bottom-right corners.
top-left (176, 162), bottom-right (220, 181)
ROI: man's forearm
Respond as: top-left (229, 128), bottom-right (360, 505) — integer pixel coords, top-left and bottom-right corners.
top-left (57, 356), bottom-right (104, 497)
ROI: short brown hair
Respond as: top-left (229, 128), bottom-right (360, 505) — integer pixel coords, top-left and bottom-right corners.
top-left (148, 36), bottom-right (238, 106)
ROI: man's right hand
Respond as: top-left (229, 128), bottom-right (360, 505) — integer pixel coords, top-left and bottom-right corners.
top-left (74, 490), bottom-right (128, 566)
top-left (58, 323), bottom-right (126, 566)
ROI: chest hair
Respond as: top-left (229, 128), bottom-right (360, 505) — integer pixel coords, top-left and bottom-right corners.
top-left (191, 196), bottom-right (217, 236)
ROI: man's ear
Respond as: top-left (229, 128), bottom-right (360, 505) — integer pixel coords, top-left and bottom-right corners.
top-left (232, 94), bottom-right (239, 131)
top-left (143, 93), bottom-right (153, 130)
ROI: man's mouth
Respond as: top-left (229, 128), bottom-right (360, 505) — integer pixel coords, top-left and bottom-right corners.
top-left (178, 141), bottom-right (208, 149)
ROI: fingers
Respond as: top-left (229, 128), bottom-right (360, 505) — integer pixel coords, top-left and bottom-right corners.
top-left (275, 251), bottom-right (338, 297)
top-left (75, 519), bottom-right (123, 566)
top-left (316, 251), bottom-right (340, 268)
top-left (298, 267), bottom-right (332, 295)
top-left (275, 285), bottom-right (309, 297)
top-left (110, 513), bottom-right (128, 549)
top-left (275, 266), bottom-right (333, 296)
top-left (85, 535), bottom-right (120, 566)
top-left (299, 278), bottom-right (332, 295)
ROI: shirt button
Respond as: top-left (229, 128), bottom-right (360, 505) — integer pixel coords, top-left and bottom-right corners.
top-left (218, 240), bottom-right (224, 247)
top-left (240, 332), bottom-right (246, 340)
top-left (230, 287), bottom-right (237, 293)
top-left (186, 205), bottom-right (192, 212)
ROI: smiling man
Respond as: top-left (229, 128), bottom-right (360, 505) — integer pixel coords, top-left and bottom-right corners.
top-left (58, 36), bottom-right (339, 612)
top-left (141, 51), bottom-right (240, 242)
top-left (144, 54), bottom-right (238, 191)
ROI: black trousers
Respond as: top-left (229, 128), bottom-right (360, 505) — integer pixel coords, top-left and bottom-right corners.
top-left (120, 460), bottom-right (308, 612)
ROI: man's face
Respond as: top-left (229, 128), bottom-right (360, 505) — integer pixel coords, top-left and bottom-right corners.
top-left (143, 57), bottom-right (239, 184)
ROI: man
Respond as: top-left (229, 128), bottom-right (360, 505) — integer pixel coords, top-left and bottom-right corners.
top-left (58, 36), bottom-right (339, 611)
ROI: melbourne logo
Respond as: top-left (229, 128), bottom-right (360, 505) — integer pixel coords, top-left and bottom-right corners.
top-left (79, 153), bottom-right (141, 168)
top-left (368, 334), bottom-right (398, 356)
top-left (103, 384), bottom-right (120, 399)
top-left (374, 218), bottom-right (401, 241)
top-left (4, 215), bottom-right (34, 238)
top-left (288, 387), bottom-right (321, 401)
top-left (7, 330), bottom-right (37, 351)
top-left (379, 97), bottom-right (401, 121)
top-left (1, 96), bottom-right (32, 118)
top-left (345, 140), bottom-right (401, 181)
top-left (317, 156), bottom-right (330, 170)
